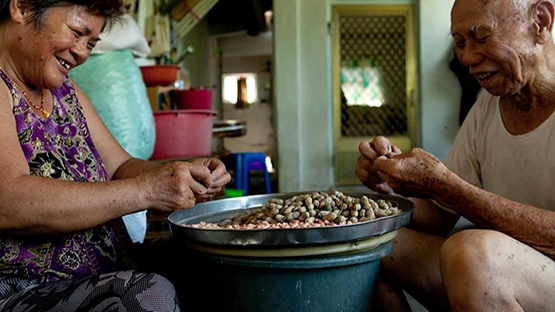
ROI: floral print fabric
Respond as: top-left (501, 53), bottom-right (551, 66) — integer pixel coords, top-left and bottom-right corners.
top-left (0, 69), bottom-right (135, 282)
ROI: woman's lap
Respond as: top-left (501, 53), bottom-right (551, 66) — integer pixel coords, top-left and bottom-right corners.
top-left (0, 270), bottom-right (180, 312)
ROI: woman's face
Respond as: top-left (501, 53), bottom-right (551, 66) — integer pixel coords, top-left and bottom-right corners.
top-left (450, 0), bottom-right (537, 96)
top-left (15, 5), bottom-right (105, 89)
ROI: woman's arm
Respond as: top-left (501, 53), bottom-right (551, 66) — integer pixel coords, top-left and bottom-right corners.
top-left (74, 81), bottom-right (229, 195)
top-left (0, 82), bottom-right (213, 236)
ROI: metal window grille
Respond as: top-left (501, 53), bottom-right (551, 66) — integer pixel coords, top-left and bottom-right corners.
top-left (339, 15), bottom-right (408, 137)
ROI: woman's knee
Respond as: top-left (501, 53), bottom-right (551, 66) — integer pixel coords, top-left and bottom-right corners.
top-left (88, 271), bottom-right (180, 311)
top-left (129, 272), bottom-right (180, 310)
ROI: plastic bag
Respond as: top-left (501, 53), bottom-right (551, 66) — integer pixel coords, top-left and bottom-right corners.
top-left (70, 49), bottom-right (155, 244)
top-left (69, 49), bottom-right (155, 160)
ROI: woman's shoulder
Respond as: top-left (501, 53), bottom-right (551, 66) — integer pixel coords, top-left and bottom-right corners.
top-left (0, 68), bottom-right (18, 108)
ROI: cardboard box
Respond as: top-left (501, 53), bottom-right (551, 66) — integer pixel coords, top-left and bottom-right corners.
top-left (169, 0), bottom-right (202, 21)
top-left (146, 85), bottom-right (176, 112)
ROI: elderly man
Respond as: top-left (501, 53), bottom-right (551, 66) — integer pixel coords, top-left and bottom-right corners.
top-left (356, 0), bottom-right (555, 310)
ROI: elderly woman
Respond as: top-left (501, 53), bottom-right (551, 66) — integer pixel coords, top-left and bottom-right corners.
top-left (0, 0), bottom-right (230, 310)
top-left (356, 0), bottom-right (555, 311)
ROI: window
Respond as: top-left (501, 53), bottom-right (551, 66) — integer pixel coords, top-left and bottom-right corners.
top-left (222, 73), bottom-right (258, 104)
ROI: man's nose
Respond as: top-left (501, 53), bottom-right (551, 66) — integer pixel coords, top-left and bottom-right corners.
top-left (458, 42), bottom-right (483, 67)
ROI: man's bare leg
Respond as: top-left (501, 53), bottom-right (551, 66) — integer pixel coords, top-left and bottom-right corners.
top-left (378, 227), bottom-right (451, 311)
top-left (374, 278), bottom-right (412, 312)
top-left (441, 229), bottom-right (555, 312)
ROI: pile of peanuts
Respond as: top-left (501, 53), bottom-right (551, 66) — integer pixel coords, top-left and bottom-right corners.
top-left (189, 190), bottom-right (401, 230)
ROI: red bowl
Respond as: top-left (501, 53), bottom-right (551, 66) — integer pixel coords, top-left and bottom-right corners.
top-left (139, 65), bottom-right (180, 87)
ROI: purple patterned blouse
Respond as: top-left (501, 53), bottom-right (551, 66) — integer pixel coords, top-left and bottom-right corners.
top-left (0, 69), bottom-right (135, 282)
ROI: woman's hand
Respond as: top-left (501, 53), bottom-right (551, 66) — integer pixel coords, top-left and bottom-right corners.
top-left (136, 159), bottom-right (229, 212)
top-left (191, 157), bottom-right (231, 199)
top-left (355, 136), bottom-right (401, 194)
top-left (372, 147), bottom-right (449, 198)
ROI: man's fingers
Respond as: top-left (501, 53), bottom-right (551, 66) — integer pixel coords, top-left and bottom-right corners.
top-left (359, 141), bottom-right (379, 159)
top-left (356, 154), bottom-right (374, 170)
top-left (372, 136), bottom-right (391, 155)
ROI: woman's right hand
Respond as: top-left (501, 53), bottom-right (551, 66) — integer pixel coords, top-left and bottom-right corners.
top-left (355, 136), bottom-right (401, 194)
top-left (136, 161), bottom-right (214, 212)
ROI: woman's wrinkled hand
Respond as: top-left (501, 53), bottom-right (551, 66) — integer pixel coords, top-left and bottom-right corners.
top-left (191, 157), bottom-right (231, 199)
top-left (372, 147), bottom-right (449, 198)
top-left (136, 159), bottom-right (230, 211)
top-left (355, 136), bottom-right (401, 194)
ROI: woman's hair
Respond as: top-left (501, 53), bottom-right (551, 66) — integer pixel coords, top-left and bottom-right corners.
top-left (0, 0), bottom-right (125, 31)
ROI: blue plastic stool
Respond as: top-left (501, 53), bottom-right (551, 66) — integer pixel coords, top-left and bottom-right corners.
top-left (222, 152), bottom-right (271, 195)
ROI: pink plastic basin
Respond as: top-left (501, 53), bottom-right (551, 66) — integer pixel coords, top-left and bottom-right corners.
top-left (151, 109), bottom-right (217, 160)
top-left (170, 88), bottom-right (213, 110)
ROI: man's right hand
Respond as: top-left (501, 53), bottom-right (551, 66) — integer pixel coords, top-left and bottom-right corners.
top-left (355, 136), bottom-right (401, 194)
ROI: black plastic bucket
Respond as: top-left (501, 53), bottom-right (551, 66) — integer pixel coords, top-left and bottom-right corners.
top-left (183, 241), bottom-right (392, 312)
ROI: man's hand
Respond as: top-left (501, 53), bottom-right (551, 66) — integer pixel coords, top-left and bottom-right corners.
top-left (355, 136), bottom-right (401, 194)
top-left (373, 147), bottom-right (449, 198)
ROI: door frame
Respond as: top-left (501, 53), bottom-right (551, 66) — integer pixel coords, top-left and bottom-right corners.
top-left (331, 4), bottom-right (419, 185)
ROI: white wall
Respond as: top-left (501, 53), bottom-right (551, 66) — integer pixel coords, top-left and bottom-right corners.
top-left (274, 0), bottom-right (333, 192)
top-left (221, 55), bottom-right (274, 159)
top-left (273, 0), bottom-right (460, 192)
top-left (419, 0), bottom-right (460, 161)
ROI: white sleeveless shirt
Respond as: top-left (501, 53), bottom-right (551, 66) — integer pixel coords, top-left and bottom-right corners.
top-left (445, 92), bottom-right (555, 211)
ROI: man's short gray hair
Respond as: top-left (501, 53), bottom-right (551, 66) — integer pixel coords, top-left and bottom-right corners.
top-left (510, 0), bottom-right (555, 12)
top-left (510, 0), bottom-right (529, 13)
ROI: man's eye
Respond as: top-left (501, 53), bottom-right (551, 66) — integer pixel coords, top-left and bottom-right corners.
top-left (72, 29), bottom-right (83, 37)
top-left (473, 32), bottom-right (490, 42)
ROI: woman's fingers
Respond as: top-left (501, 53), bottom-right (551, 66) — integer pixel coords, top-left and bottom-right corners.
top-left (187, 164), bottom-right (212, 195)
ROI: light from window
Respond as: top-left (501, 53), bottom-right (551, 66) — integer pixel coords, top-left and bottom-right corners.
top-left (340, 65), bottom-right (385, 107)
top-left (222, 73), bottom-right (258, 104)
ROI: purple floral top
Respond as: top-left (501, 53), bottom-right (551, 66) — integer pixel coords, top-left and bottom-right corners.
top-left (0, 69), bottom-right (135, 281)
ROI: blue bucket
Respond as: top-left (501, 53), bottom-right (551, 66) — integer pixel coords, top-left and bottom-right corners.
top-left (182, 241), bottom-right (392, 311)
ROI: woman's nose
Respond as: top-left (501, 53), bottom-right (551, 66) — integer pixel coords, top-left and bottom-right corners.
top-left (69, 40), bottom-right (90, 65)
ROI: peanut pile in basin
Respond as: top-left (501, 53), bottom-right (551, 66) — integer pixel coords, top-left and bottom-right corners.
top-left (190, 190), bottom-right (401, 230)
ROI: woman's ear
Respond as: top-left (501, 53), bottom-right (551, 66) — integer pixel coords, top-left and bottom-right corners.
top-left (532, 0), bottom-right (555, 44)
top-left (9, 0), bottom-right (26, 24)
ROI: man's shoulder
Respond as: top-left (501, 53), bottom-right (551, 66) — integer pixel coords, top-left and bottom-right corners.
top-left (466, 91), bottom-right (498, 121)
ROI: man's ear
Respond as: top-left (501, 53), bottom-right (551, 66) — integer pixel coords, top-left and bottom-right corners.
top-left (532, 0), bottom-right (555, 44)
top-left (9, 0), bottom-right (27, 24)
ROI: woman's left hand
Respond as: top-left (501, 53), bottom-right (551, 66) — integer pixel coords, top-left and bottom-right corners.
top-left (191, 158), bottom-right (231, 198)
top-left (372, 147), bottom-right (449, 198)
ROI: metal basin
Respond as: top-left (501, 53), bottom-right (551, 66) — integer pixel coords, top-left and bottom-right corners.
top-left (167, 191), bottom-right (414, 246)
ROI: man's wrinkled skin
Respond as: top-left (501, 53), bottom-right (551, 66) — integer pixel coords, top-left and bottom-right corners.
top-left (355, 0), bottom-right (555, 310)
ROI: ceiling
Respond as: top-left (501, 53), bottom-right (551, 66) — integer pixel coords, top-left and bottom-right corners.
top-left (206, 0), bottom-right (273, 36)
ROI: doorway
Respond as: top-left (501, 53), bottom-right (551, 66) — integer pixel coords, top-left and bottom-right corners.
top-left (332, 4), bottom-right (419, 185)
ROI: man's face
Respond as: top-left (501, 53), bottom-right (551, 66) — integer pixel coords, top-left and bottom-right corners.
top-left (450, 0), bottom-right (536, 96)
